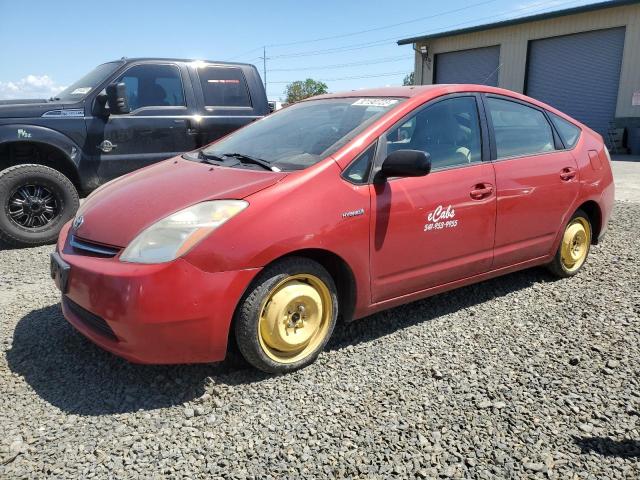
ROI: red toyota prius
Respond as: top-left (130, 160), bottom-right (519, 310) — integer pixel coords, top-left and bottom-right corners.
top-left (51, 85), bottom-right (614, 373)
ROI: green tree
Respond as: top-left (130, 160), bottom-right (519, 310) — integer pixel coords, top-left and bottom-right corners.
top-left (284, 79), bottom-right (328, 103)
top-left (403, 72), bottom-right (415, 86)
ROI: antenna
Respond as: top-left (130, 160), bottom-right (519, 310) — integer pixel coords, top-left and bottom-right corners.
top-left (482, 63), bottom-right (502, 85)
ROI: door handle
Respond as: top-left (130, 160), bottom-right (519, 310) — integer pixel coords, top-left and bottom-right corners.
top-left (560, 167), bottom-right (577, 181)
top-left (470, 183), bottom-right (493, 200)
top-left (185, 118), bottom-right (200, 136)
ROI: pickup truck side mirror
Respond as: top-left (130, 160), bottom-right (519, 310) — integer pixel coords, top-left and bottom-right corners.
top-left (106, 82), bottom-right (130, 115)
top-left (376, 149), bottom-right (431, 182)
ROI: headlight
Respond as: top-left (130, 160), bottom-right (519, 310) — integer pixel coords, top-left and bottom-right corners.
top-left (120, 200), bottom-right (248, 264)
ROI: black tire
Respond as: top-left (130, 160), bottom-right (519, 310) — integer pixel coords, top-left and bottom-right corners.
top-left (0, 164), bottom-right (79, 248)
top-left (546, 209), bottom-right (592, 278)
top-left (234, 257), bottom-right (338, 374)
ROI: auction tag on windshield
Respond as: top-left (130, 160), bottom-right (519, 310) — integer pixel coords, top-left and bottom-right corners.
top-left (71, 87), bottom-right (91, 95)
top-left (352, 98), bottom-right (399, 107)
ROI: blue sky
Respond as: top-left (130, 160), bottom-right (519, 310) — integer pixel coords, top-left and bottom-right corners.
top-left (0, 0), bottom-right (597, 101)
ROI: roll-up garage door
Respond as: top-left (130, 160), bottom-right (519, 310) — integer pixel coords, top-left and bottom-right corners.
top-left (526, 27), bottom-right (625, 138)
top-left (435, 46), bottom-right (500, 86)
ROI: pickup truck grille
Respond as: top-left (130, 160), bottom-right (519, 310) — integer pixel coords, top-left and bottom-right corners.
top-left (70, 235), bottom-right (120, 258)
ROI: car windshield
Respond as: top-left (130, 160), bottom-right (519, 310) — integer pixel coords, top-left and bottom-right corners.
top-left (53, 62), bottom-right (123, 102)
top-left (201, 97), bottom-right (404, 171)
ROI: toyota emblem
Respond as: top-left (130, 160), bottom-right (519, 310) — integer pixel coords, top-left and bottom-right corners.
top-left (72, 215), bottom-right (84, 231)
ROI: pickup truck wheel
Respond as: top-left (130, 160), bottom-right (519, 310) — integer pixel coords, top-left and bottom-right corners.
top-left (0, 164), bottom-right (79, 248)
top-left (234, 257), bottom-right (338, 374)
top-left (546, 209), bottom-right (592, 278)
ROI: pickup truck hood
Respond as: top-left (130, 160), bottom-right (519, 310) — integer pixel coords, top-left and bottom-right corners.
top-left (0, 100), bottom-right (82, 119)
top-left (74, 158), bottom-right (285, 247)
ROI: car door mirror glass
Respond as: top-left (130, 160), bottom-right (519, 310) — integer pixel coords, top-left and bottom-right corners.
top-left (106, 82), bottom-right (130, 115)
top-left (377, 149), bottom-right (431, 181)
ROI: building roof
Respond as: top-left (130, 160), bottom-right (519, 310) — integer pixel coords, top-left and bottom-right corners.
top-left (397, 0), bottom-right (640, 45)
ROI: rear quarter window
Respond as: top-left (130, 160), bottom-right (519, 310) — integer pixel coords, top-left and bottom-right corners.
top-left (549, 112), bottom-right (581, 148)
top-left (198, 66), bottom-right (252, 108)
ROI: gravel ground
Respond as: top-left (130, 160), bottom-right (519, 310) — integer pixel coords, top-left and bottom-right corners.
top-left (1, 202), bottom-right (639, 480)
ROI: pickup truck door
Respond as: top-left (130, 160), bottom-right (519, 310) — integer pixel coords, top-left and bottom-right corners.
top-left (189, 64), bottom-right (265, 144)
top-left (86, 62), bottom-right (198, 182)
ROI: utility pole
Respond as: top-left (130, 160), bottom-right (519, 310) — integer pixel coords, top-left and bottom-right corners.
top-left (259, 46), bottom-right (268, 92)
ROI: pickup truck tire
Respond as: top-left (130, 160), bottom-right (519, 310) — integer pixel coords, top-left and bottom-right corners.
top-left (0, 164), bottom-right (79, 248)
top-left (234, 257), bottom-right (338, 374)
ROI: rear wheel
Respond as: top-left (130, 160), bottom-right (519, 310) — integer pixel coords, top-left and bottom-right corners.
top-left (547, 209), bottom-right (592, 278)
top-left (234, 257), bottom-right (338, 373)
top-left (0, 164), bottom-right (79, 247)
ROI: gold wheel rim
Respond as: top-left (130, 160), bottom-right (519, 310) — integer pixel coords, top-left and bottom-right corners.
top-left (560, 217), bottom-right (591, 273)
top-left (258, 274), bottom-right (332, 364)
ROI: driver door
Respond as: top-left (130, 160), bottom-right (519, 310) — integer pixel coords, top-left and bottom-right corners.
top-left (86, 63), bottom-right (197, 183)
top-left (370, 95), bottom-right (496, 302)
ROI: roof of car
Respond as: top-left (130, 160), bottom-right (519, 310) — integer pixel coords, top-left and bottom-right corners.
top-left (311, 85), bottom-right (446, 100)
top-left (105, 58), bottom-right (254, 67)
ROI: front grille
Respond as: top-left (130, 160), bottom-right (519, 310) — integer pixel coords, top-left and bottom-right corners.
top-left (63, 296), bottom-right (118, 342)
top-left (70, 235), bottom-right (120, 258)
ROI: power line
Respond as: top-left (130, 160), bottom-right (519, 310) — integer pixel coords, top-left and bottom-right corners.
top-left (264, 0), bottom-right (501, 48)
top-left (268, 55), bottom-right (408, 72)
top-left (268, 71), bottom-right (409, 84)
top-left (267, 0), bottom-right (579, 59)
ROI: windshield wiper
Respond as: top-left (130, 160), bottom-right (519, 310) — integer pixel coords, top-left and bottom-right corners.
top-left (222, 152), bottom-right (281, 172)
top-left (200, 151), bottom-right (227, 162)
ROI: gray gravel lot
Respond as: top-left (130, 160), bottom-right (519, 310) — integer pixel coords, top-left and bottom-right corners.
top-left (1, 202), bottom-right (639, 479)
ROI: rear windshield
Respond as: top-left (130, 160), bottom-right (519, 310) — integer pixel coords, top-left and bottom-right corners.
top-left (201, 97), bottom-right (403, 171)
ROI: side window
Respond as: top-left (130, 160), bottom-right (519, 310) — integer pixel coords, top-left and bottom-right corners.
top-left (384, 96), bottom-right (482, 170)
top-left (199, 67), bottom-right (252, 107)
top-left (116, 64), bottom-right (185, 110)
top-left (549, 112), bottom-right (581, 148)
top-left (343, 143), bottom-right (376, 184)
top-left (487, 98), bottom-right (554, 159)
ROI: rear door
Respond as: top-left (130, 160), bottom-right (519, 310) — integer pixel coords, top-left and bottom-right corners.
top-left (369, 94), bottom-right (496, 302)
top-left (87, 62), bottom-right (198, 182)
top-left (484, 95), bottom-right (580, 268)
top-left (190, 65), bottom-right (265, 144)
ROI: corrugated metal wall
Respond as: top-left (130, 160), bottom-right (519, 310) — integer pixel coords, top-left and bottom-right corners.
top-left (526, 27), bottom-right (626, 137)
top-left (434, 46), bottom-right (500, 86)
top-left (413, 3), bottom-right (640, 120)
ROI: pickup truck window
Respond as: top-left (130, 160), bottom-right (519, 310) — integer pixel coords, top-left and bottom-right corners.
top-left (54, 62), bottom-right (122, 102)
top-left (199, 67), bottom-right (252, 108)
top-left (115, 64), bottom-right (186, 110)
top-left (201, 97), bottom-right (403, 171)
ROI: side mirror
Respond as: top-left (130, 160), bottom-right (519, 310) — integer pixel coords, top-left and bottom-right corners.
top-left (376, 149), bottom-right (431, 181)
top-left (105, 82), bottom-right (130, 114)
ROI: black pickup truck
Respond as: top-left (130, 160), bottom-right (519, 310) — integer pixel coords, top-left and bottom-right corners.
top-left (0, 58), bottom-right (269, 247)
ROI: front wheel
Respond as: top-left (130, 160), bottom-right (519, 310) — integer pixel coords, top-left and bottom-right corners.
top-left (234, 257), bottom-right (338, 374)
top-left (546, 209), bottom-right (592, 278)
top-left (0, 164), bottom-right (79, 247)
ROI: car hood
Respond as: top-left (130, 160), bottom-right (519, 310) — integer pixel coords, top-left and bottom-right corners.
top-left (0, 100), bottom-right (82, 119)
top-left (74, 158), bottom-right (285, 247)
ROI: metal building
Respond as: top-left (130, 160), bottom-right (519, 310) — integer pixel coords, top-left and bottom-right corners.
top-left (398, 0), bottom-right (640, 147)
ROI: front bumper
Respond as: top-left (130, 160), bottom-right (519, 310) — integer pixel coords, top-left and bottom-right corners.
top-left (56, 222), bottom-right (260, 364)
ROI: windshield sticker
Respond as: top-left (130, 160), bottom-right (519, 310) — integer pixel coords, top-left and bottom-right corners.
top-left (352, 98), bottom-right (399, 107)
top-left (424, 205), bottom-right (457, 232)
top-left (70, 87), bottom-right (91, 95)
